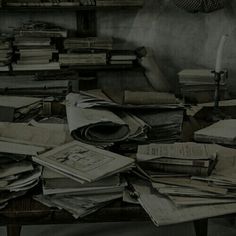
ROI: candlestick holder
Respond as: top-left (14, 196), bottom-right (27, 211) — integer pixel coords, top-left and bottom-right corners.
top-left (211, 69), bottom-right (228, 121)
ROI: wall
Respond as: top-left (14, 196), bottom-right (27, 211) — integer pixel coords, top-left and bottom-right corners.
top-left (1, 0), bottom-right (236, 94)
top-left (97, 0), bottom-right (236, 94)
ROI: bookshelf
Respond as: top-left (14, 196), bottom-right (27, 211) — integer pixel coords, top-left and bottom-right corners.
top-left (0, 1), bottom-right (144, 76)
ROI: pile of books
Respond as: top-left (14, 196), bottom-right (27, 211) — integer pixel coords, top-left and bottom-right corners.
top-left (0, 141), bottom-right (42, 209)
top-left (32, 141), bottom-right (134, 218)
top-left (109, 50), bottom-right (137, 65)
top-left (0, 36), bottom-right (13, 72)
top-left (0, 95), bottom-right (42, 122)
top-left (59, 37), bottom-right (112, 67)
top-left (36, 169), bottom-right (125, 218)
top-left (13, 36), bottom-right (59, 71)
top-left (59, 53), bottom-right (107, 66)
top-left (132, 143), bottom-right (236, 227)
top-left (137, 142), bottom-right (217, 176)
top-left (12, 21), bottom-right (67, 71)
top-left (64, 37), bottom-right (113, 51)
top-left (178, 69), bottom-right (229, 103)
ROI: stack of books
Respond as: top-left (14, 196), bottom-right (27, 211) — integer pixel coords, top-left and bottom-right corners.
top-left (137, 142), bottom-right (218, 176)
top-left (12, 21), bottom-right (66, 71)
top-left (178, 69), bottom-right (229, 103)
top-left (60, 37), bottom-right (112, 67)
top-left (32, 141), bottom-right (134, 218)
top-left (13, 36), bottom-right (59, 70)
top-left (0, 36), bottom-right (13, 72)
top-left (109, 50), bottom-right (137, 65)
top-left (132, 144), bottom-right (236, 227)
top-left (64, 37), bottom-right (113, 51)
top-left (59, 53), bottom-right (107, 66)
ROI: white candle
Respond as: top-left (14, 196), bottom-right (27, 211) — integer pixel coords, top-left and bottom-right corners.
top-left (215, 34), bottom-right (228, 73)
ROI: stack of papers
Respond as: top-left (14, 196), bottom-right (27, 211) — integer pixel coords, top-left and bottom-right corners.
top-left (131, 144), bottom-right (236, 226)
top-left (137, 142), bottom-right (218, 176)
top-left (122, 91), bottom-right (178, 105)
top-left (32, 140), bottom-right (134, 218)
top-left (194, 119), bottom-right (236, 146)
top-left (0, 116), bottom-right (74, 211)
top-left (132, 179), bottom-right (236, 227)
top-left (0, 141), bottom-right (43, 209)
top-left (135, 110), bottom-right (184, 143)
top-left (0, 95), bottom-right (42, 122)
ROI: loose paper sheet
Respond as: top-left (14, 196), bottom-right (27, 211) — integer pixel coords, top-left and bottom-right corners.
top-left (132, 180), bottom-right (236, 226)
top-left (137, 142), bottom-right (217, 162)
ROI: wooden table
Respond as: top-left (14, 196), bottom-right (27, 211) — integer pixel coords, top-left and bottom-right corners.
top-left (0, 193), bottom-right (209, 236)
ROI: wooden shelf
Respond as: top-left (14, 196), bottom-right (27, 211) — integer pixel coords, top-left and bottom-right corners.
top-left (0, 64), bottom-right (143, 76)
top-left (0, 5), bottom-right (142, 11)
top-left (61, 64), bottom-right (143, 71)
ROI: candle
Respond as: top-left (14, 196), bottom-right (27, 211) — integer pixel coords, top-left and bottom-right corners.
top-left (215, 34), bottom-right (228, 73)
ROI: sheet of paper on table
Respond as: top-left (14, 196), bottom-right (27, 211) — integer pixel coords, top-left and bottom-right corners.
top-left (132, 179), bottom-right (236, 226)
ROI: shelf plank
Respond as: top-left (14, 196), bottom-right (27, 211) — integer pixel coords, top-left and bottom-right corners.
top-left (0, 64), bottom-right (143, 76)
top-left (0, 6), bottom-right (142, 11)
